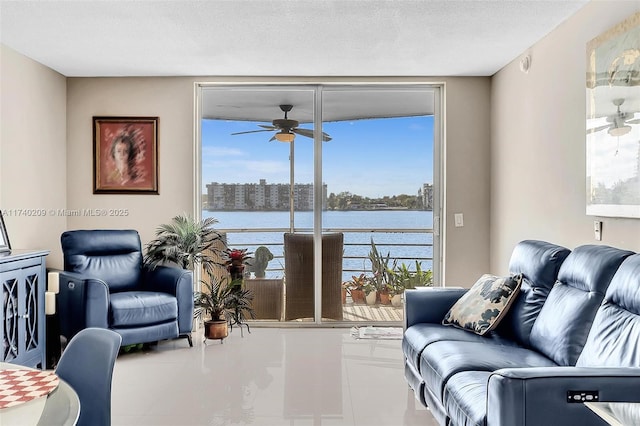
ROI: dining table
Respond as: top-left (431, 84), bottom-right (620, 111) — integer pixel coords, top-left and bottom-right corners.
top-left (0, 362), bottom-right (80, 426)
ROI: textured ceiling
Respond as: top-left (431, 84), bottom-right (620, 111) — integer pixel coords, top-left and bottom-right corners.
top-left (0, 0), bottom-right (589, 78)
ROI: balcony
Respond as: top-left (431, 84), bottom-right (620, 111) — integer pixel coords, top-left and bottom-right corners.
top-left (220, 227), bottom-right (434, 324)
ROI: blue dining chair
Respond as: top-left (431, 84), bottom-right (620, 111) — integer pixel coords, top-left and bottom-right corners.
top-left (55, 328), bottom-right (122, 426)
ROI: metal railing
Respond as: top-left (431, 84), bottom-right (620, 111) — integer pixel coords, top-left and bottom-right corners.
top-left (221, 227), bottom-right (434, 282)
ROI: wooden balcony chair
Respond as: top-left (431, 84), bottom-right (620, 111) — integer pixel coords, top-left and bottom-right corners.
top-left (283, 232), bottom-right (344, 321)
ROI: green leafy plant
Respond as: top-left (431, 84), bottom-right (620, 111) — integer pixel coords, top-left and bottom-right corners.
top-left (144, 214), bottom-right (225, 276)
top-left (368, 239), bottom-right (396, 292)
top-left (194, 277), bottom-right (237, 322)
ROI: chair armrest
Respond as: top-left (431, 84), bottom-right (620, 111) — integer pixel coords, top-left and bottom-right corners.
top-left (143, 266), bottom-right (194, 334)
top-left (57, 271), bottom-right (110, 339)
top-left (487, 367), bottom-right (640, 426)
top-left (403, 287), bottom-right (467, 328)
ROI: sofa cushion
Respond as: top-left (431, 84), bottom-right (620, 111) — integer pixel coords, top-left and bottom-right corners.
top-left (529, 244), bottom-right (633, 366)
top-left (577, 254), bottom-right (640, 368)
top-left (443, 274), bottom-right (522, 335)
top-left (402, 323), bottom-right (519, 374)
top-left (443, 371), bottom-right (492, 426)
top-left (496, 240), bottom-right (570, 347)
top-left (110, 291), bottom-right (178, 327)
top-left (419, 340), bottom-right (556, 402)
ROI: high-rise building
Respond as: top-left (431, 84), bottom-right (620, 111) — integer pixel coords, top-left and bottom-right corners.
top-left (206, 180), bottom-right (327, 210)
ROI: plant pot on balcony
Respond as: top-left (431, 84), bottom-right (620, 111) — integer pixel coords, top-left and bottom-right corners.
top-left (366, 290), bottom-right (378, 305)
top-left (391, 293), bottom-right (403, 307)
top-left (379, 290), bottom-right (391, 305)
top-left (204, 320), bottom-right (228, 342)
top-left (350, 289), bottom-right (366, 304)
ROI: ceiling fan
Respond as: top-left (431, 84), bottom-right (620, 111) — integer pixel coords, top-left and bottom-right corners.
top-left (588, 98), bottom-right (640, 137)
top-left (231, 104), bottom-right (332, 142)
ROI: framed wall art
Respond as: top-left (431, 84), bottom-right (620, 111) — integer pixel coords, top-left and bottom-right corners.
top-left (0, 210), bottom-right (11, 254)
top-left (586, 12), bottom-right (640, 218)
top-left (93, 116), bottom-right (159, 194)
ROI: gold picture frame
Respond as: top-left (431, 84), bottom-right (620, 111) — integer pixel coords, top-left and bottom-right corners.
top-left (93, 116), bottom-right (159, 194)
top-left (586, 12), bottom-right (640, 218)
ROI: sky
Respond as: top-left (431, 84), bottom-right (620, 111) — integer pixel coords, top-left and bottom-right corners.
top-left (201, 115), bottom-right (434, 198)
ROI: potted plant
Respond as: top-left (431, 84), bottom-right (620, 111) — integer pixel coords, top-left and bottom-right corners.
top-left (363, 278), bottom-right (378, 305)
top-left (144, 214), bottom-right (225, 276)
top-left (224, 248), bottom-right (253, 281)
top-left (348, 273), bottom-right (367, 304)
top-left (368, 239), bottom-right (396, 304)
top-left (194, 276), bottom-right (236, 342)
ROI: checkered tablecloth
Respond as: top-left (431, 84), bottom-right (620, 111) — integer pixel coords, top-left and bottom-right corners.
top-left (0, 369), bottom-right (59, 409)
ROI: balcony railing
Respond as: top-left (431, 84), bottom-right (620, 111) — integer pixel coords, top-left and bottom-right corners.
top-left (221, 227), bottom-right (434, 283)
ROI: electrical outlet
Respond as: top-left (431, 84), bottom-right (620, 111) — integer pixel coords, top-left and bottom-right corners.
top-left (594, 221), bottom-right (602, 241)
top-left (454, 213), bottom-right (464, 227)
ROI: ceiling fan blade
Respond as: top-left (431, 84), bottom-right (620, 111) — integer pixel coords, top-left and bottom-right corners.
top-left (292, 128), bottom-right (314, 139)
top-left (587, 124), bottom-right (610, 134)
top-left (292, 128), bottom-right (333, 142)
top-left (258, 124), bottom-right (277, 130)
top-left (268, 135), bottom-right (277, 142)
top-left (231, 129), bottom-right (274, 135)
top-left (626, 118), bottom-right (640, 124)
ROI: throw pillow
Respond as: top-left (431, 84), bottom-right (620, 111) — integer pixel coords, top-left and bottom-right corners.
top-left (442, 273), bottom-right (523, 336)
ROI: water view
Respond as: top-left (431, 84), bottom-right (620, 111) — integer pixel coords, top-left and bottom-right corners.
top-left (203, 210), bottom-right (434, 281)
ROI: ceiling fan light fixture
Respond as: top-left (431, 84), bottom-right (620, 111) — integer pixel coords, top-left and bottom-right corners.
top-left (275, 131), bottom-right (295, 142)
top-left (609, 125), bottom-right (632, 137)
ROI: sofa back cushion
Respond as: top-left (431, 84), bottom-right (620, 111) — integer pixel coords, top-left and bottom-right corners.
top-left (496, 240), bottom-right (570, 346)
top-left (61, 229), bottom-right (143, 292)
top-left (529, 244), bottom-right (633, 366)
top-left (577, 253), bottom-right (640, 367)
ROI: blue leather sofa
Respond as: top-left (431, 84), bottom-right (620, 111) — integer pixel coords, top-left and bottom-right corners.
top-left (403, 240), bottom-right (639, 425)
top-left (57, 229), bottom-right (194, 347)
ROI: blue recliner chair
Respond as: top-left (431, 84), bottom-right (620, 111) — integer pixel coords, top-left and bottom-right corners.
top-left (57, 229), bottom-right (194, 347)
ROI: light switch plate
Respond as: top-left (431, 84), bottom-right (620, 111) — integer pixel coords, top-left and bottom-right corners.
top-left (454, 213), bottom-right (464, 227)
top-left (594, 221), bottom-right (602, 241)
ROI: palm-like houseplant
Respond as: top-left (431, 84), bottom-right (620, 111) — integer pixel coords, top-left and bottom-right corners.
top-left (144, 214), bottom-right (226, 276)
top-left (194, 277), bottom-right (236, 341)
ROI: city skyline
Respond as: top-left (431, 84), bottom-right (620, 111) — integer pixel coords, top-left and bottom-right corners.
top-left (201, 115), bottom-right (434, 198)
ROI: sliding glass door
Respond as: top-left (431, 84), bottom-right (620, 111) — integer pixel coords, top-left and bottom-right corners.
top-left (198, 83), bottom-right (439, 325)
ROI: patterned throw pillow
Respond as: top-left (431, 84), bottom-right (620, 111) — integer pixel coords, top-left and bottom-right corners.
top-left (442, 273), bottom-right (523, 336)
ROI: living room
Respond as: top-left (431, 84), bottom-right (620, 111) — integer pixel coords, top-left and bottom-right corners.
top-left (1, 1), bottom-right (639, 425)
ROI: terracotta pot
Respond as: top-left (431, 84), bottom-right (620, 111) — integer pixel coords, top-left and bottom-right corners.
top-left (204, 320), bottom-right (228, 341)
top-left (379, 291), bottom-right (391, 305)
top-left (366, 290), bottom-right (378, 305)
top-left (342, 288), bottom-right (347, 304)
top-left (350, 289), bottom-right (366, 304)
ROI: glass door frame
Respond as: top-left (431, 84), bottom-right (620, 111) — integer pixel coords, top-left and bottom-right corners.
top-left (194, 79), bottom-right (444, 326)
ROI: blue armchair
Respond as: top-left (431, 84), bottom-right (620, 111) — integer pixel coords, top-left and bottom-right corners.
top-left (57, 229), bottom-right (194, 347)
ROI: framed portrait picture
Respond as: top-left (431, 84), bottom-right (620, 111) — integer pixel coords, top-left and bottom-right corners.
top-left (586, 12), bottom-right (640, 218)
top-left (93, 116), bottom-right (159, 194)
top-left (0, 210), bottom-right (11, 254)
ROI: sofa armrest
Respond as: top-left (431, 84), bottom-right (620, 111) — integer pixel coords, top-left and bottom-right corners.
top-left (487, 367), bottom-right (640, 426)
top-left (57, 271), bottom-right (110, 339)
top-left (404, 287), bottom-right (467, 328)
top-left (143, 266), bottom-right (194, 334)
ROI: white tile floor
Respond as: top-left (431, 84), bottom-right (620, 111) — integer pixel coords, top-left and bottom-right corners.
top-left (111, 327), bottom-right (439, 426)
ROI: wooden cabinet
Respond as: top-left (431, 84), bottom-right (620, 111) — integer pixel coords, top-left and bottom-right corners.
top-left (1, 250), bottom-right (49, 368)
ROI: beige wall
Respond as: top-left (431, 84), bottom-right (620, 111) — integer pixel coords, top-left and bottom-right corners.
top-left (65, 77), bottom-right (195, 259)
top-left (0, 45), bottom-right (67, 267)
top-left (490, 1), bottom-right (640, 273)
top-left (64, 77), bottom-right (491, 286)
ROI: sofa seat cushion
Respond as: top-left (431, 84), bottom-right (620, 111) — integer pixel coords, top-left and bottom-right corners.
top-left (110, 291), bottom-right (178, 327)
top-left (403, 323), bottom-right (519, 374)
top-left (443, 371), bottom-right (491, 426)
top-left (420, 340), bottom-right (557, 402)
